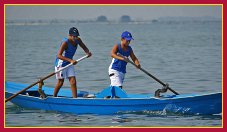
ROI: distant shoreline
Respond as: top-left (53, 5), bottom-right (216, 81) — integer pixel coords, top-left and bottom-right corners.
top-left (6, 16), bottom-right (221, 26)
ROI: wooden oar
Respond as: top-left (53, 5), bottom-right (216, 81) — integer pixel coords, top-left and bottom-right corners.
top-left (123, 57), bottom-right (179, 95)
top-left (5, 55), bottom-right (89, 103)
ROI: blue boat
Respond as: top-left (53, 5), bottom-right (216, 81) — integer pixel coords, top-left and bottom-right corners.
top-left (5, 82), bottom-right (222, 115)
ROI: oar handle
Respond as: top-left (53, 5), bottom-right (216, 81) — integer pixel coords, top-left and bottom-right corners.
top-left (5, 55), bottom-right (89, 103)
top-left (55, 55), bottom-right (88, 74)
top-left (125, 57), bottom-right (179, 95)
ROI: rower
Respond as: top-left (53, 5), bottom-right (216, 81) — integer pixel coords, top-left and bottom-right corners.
top-left (37, 79), bottom-right (47, 99)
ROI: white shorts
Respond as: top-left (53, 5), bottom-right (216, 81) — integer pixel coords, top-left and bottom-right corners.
top-left (108, 69), bottom-right (125, 87)
top-left (55, 65), bottom-right (76, 79)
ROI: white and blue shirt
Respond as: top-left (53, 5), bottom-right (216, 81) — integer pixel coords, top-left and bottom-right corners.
top-left (55, 38), bottom-right (79, 67)
top-left (109, 44), bottom-right (132, 73)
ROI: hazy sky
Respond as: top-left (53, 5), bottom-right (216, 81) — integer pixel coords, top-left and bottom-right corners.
top-left (6, 5), bottom-right (222, 20)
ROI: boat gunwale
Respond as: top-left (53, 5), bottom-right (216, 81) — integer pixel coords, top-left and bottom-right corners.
top-left (5, 90), bottom-right (222, 100)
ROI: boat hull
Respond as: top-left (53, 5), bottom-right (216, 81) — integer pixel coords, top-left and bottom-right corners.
top-left (5, 82), bottom-right (222, 115)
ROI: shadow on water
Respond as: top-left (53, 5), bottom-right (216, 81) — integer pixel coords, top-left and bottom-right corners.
top-left (113, 110), bottom-right (222, 127)
top-left (5, 105), bottom-right (222, 127)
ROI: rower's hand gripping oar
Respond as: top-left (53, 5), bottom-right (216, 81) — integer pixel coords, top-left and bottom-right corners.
top-left (5, 55), bottom-right (89, 103)
top-left (121, 55), bottom-right (179, 95)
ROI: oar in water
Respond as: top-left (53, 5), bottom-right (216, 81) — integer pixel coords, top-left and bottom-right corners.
top-left (122, 56), bottom-right (179, 95)
top-left (5, 55), bottom-right (89, 103)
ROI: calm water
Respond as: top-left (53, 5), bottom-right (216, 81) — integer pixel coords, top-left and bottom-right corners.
top-left (5, 21), bottom-right (222, 127)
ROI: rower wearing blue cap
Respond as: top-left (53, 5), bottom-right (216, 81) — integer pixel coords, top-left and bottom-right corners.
top-left (108, 31), bottom-right (141, 88)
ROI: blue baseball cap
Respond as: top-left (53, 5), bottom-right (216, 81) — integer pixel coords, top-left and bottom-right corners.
top-left (69, 27), bottom-right (80, 36)
top-left (121, 31), bottom-right (134, 41)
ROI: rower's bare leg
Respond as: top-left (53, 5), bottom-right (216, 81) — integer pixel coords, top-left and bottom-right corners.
top-left (54, 79), bottom-right (64, 97)
top-left (69, 77), bottom-right (77, 98)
